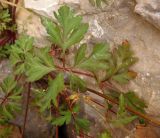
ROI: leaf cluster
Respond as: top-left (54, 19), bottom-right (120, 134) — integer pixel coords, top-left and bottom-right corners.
top-left (111, 94), bottom-right (137, 126)
top-left (42, 5), bottom-right (88, 53)
top-left (0, 76), bottom-right (22, 123)
top-left (0, 9), bottom-right (16, 33)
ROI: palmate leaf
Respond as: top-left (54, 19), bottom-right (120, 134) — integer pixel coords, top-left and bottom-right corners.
top-left (41, 73), bottom-right (64, 111)
top-left (106, 41), bottom-right (138, 84)
top-left (26, 57), bottom-right (55, 82)
top-left (9, 35), bottom-right (34, 75)
top-left (26, 47), bottom-right (55, 82)
top-left (52, 111), bottom-right (72, 126)
top-left (42, 5), bottom-right (89, 52)
top-left (0, 76), bottom-right (22, 120)
top-left (106, 90), bottom-right (147, 114)
top-left (0, 9), bottom-right (12, 32)
top-left (10, 35), bottom-right (34, 55)
top-left (74, 43), bottom-right (110, 72)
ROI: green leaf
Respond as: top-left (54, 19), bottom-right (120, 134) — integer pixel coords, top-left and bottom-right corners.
top-left (112, 71), bottom-right (137, 84)
top-left (75, 43), bottom-right (110, 71)
top-left (35, 47), bottom-right (54, 67)
top-left (124, 92), bottom-right (147, 113)
top-left (0, 76), bottom-right (16, 93)
top-left (111, 94), bottom-right (137, 126)
top-left (112, 116), bottom-right (137, 126)
top-left (106, 42), bottom-right (138, 82)
top-left (75, 118), bottom-right (90, 133)
top-left (74, 44), bottom-right (87, 66)
top-left (41, 73), bottom-right (64, 111)
top-left (26, 57), bottom-right (55, 82)
top-left (9, 35), bottom-right (34, 75)
top-left (41, 17), bottom-right (62, 47)
top-left (0, 76), bottom-right (22, 121)
top-left (70, 74), bottom-right (86, 92)
top-left (0, 9), bottom-right (13, 32)
top-left (42, 5), bottom-right (89, 52)
top-left (11, 35), bottom-right (34, 54)
top-left (52, 111), bottom-right (72, 126)
top-left (99, 131), bottom-right (112, 138)
top-left (26, 47), bottom-right (55, 82)
top-left (118, 94), bottom-right (126, 117)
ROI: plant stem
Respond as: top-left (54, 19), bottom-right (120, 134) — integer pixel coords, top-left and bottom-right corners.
top-left (0, 93), bottom-right (11, 105)
top-left (87, 87), bottom-right (160, 127)
top-left (22, 83), bottom-right (31, 138)
top-left (56, 65), bottom-right (95, 78)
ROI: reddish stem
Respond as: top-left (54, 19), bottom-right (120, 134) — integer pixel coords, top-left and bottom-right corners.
top-left (0, 92), bottom-right (12, 105)
top-left (55, 65), bottom-right (95, 78)
top-left (22, 83), bottom-right (31, 138)
top-left (87, 87), bottom-right (160, 127)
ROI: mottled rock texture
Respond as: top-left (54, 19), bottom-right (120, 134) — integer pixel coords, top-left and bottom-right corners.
top-left (135, 0), bottom-right (160, 30)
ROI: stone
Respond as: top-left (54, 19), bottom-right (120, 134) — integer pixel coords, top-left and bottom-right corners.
top-left (135, 0), bottom-right (160, 30)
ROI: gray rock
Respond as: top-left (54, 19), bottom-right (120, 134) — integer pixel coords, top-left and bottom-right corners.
top-left (135, 0), bottom-right (160, 30)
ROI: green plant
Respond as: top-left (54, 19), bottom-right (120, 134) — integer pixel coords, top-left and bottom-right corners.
top-left (0, 5), bottom-right (158, 138)
top-left (89, 0), bottom-right (108, 7)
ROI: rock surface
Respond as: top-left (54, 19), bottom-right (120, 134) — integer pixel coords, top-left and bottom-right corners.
top-left (135, 0), bottom-right (160, 30)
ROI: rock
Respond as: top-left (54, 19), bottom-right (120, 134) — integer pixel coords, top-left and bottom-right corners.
top-left (24, 0), bottom-right (59, 17)
top-left (16, 8), bottom-right (51, 48)
top-left (135, 0), bottom-right (160, 30)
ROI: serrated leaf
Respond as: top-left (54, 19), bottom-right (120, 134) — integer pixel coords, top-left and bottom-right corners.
top-left (0, 9), bottom-right (12, 32)
top-left (52, 111), bottom-right (72, 126)
top-left (42, 5), bottom-right (89, 52)
top-left (124, 92), bottom-right (147, 113)
top-left (63, 24), bottom-right (89, 50)
top-left (112, 116), bottom-right (137, 126)
top-left (11, 35), bottom-right (34, 54)
top-left (70, 74), bottom-right (86, 92)
top-left (75, 43), bottom-right (110, 71)
top-left (112, 71), bottom-right (137, 84)
top-left (106, 41), bottom-right (138, 82)
top-left (74, 44), bottom-right (87, 66)
top-left (0, 76), bottom-right (16, 93)
top-left (41, 73), bottom-right (64, 111)
top-left (41, 17), bottom-right (62, 47)
top-left (26, 57), bottom-right (55, 82)
top-left (9, 35), bottom-right (34, 75)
